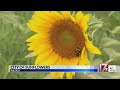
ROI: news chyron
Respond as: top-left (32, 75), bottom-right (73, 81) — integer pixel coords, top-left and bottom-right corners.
top-left (99, 63), bottom-right (118, 72)
top-left (8, 63), bottom-right (120, 72)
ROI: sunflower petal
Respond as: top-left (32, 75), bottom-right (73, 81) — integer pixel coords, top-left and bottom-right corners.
top-left (27, 37), bottom-right (49, 51)
top-left (50, 72), bottom-right (55, 78)
top-left (59, 72), bottom-right (65, 79)
top-left (61, 11), bottom-right (71, 18)
top-left (80, 47), bottom-right (90, 65)
top-left (27, 19), bottom-right (52, 33)
top-left (60, 57), bottom-right (78, 79)
top-left (61, 11), bottom-right (75, 21)
top-left (70, 57), bottom-right (79, 65)
top-left (60, 58), bottom-right (70, 65)
top-left (27, 38), bottom-right (51, 56)
top-left (81, 14), bottom-right (90, 32)
top-left (71, 72), bottom-right (75, 76)
top-left (35, 48), bottom-right (53, 65)
top-left (34, 11), bottom-right (58, 23)
top-left (66, 72), bottom-right (73, 79)
top-left (54, 72), bottom-right (60, 79)
top-left (35, 11), bottom-right (58, 21)
top-left (61, 57), bottom-right (79, 66)
top-left (51, 11), bottom-right (64, 19)
top-left (28, 41), bottom-right (51, 53)
top-left (26, 33), bottom-right (48, 42)
top-left (54, 56), bottom-right (62, 65)
top-left (39, 51), bottom-right (59, 65)
top-left (50, 57), bottom-right (65, 79)
top-left (50, 72), bottom-right (59, 79)
top-left (84, 33), bottom-right (101, 54)
top-left (26, 34), bottom-right (39, 42)
top-left (27, 38), bottom-right (48, 47)
top-left (79, 58), bottom-right (85, 65)
top-left (76, 11), bottom-right (84, 26)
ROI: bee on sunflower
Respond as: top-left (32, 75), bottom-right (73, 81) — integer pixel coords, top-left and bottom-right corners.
top-left (26, 11), bottom-right (101, 79)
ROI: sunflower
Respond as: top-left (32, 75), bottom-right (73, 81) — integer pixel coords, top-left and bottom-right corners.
top-left (26, 11), bottom-right (101, 79)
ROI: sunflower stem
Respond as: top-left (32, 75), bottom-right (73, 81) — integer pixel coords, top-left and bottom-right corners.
top-left (105, 58), bottom-right (113, 64)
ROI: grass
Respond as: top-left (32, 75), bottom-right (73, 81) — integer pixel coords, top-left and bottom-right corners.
top-left (0, 11), bottom-right (120, 79)
top-left (0, 11), bottom-right (48, 79)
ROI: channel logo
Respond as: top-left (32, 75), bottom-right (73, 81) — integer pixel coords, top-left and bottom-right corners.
top-left (99, 63), bottom-right (108, 72)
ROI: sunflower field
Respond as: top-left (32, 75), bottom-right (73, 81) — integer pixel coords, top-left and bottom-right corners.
top-left (0, 11), bottom-right (120, 79)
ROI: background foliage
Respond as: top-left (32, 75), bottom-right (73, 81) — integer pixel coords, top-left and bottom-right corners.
top-left (0, 11), bottom-right (120, 79)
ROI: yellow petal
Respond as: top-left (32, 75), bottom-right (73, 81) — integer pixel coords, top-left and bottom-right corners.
top-left (27, 22), bottom-right (50, 30)
top-left (81, 14), bottom-right (90, 32)
top-left (28, 40), bottom-right (50, 52)
top-left (38, 51), bottom-right (59, 65)
top-left (50, 72), bottom-right (59, 79)
top-left (35, 48), bottom-right (53, 65)
top-left (70, 57), bottom-right (79, 65)
top-left (56, 57), bottom-right (65, 79)
top-left (61, 57), bottom-right (79, 66)
top-left (71, 72), bottom-right (75, 76)
top-left (51, 11), bottom-right (64, 19)
top-left (27, 36), bottom-right (51, 55)
top-left (27, 36), bottom-right (49, 51)
top-left (61, 58), bottom-right (71, 65)
top-left (59, 72), bottom-right (65, 79)
top-left (32, 11), bottom-right (55, 23)
top-left (26, 34), bottom-right (39, 42)
top-left (35, 11), bottom-right (51, 15)
top-left (80, 47), bottom-right (90, 65)
top-left (26, 33), bottom-right (48, 42)
top-left (61, 11), bottom-right (75, 21)
top-left (33, 47), bottom-right (51, 56)
top-left (27, 38), bottom-right (48, 47)
top-left (84, 33), bottom-right (101, 54)
top-left (50, 57), bottom-right (77, 79)
top-left (34, 11), bottom-right (58, 23)
top-left (50, 72), bottom-right (55, 78)
top-left (61, 11), bottom-right (71, 18)
top-left (76, 11), bottom-right (84, 24)
top-left (66, 72), bottom-right (73, 79)
top-left (79, 58), bottom-right (85, 65)
top-left (29, 18), bottom-right (49, 26)
top-left (54, 73), bottom-right (59, 79)
top-left (27, 19), bottom-right (51, 33)
top-left (50, 57), bottom-right (65, 79)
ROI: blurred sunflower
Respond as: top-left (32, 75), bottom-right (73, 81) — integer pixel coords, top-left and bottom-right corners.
top-left (26, 11), bottom-right (101, 79)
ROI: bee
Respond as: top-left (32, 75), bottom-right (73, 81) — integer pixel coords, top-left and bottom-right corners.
top-left (75, 48), bottom-right (81, 57)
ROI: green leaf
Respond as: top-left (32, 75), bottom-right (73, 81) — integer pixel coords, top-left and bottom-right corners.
top-left (72, 11), bottom-right (76, 17)
top-left (75, 73), bottom-right (106, 79)
top-left (0, 11), bottom-right (20, 25)
top-left (93, 23), bottom-right (103, 29)
top-left (108, 11), bottom-right (116, 17)
top-left (103, 48), bottom-right (120, 63)
top-left (91, 58), bottom-right (103, 66)
top-left (111, 26), bottom-right (120, 34)
top-left (88, 15), bottom-right (104, 26)
top-left (25, 53), bottom-right (34, 58)
top-left (103, 48), bottom-right (118, 57)
top-left (100, 38), bottom-right (120, 47)
top-left (110, 73), bottom-right (120, 79)
top-left (25, 72), bottom-right (49, 79)
top-left (76, 72), bottom-right (120, 79)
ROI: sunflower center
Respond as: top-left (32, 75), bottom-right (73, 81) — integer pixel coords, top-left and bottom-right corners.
top-left (61, 30), bottom-right (75, 47)
top-left (49, 19), bottom-right (85, 59)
